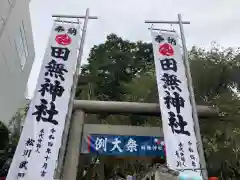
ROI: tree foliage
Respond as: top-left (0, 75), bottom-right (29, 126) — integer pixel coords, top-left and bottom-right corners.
top-left (78, 34), bottom-right (154, 101)
top-left (76, 34), bottom-right (240, 179)
top-left (0, 123), bottom-right (9, 151)
top-left (0, 104), bottom-right (28, 177)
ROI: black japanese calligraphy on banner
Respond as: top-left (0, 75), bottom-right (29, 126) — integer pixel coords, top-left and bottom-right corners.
top-left (32, 99), bottom-right (59, 125)
top-left (154, 35), bottom-right (176, 46)
top-left (188, 141), bottom-right (198, 171)
top-left (39, 78), bottom-right (65, 101)
top-left (54, 26), bottom-right (77, 36)
top-left (160, 58), bottom-right (177, 72)
top-left (155, 35), bottom-right (165, 43)
top-left (45, 59), bottom-right (68, 81)
top-left (151, 31), bottom-right (201, 173)
top-left (25, 138), bottom-right (35, 146)
top-left (23, 149), bottom-right (32, 158)
top-left (7, 22), bottom-right (80, 180)
top-left (41, 128), bottom-right (56, 177)
top-left (19, 161), bottom-right (28, 170)
top-left (18, 172), bottom-right (25, 178)
top-left (175, 142), bottom-right (187, 168)
top-left (36, 129), bottom-right (44, 153)
top-left (68, 27), bottom-right (77, 36)
top-left (35, 47), bottom-right (68, 126)
top-left (55, 26), bottom-right (65, 33)
top-left (168, 111), bottom-right (190, 136)
top-left (51, 47), bottom-right (70, 61)
top-left (161, 73), bottom-right (182, 92)
top-left (167, 37), bottom-right (176, 46)
top-left (164, 91), bottom-right (185, 114)
top-left (17, 138), bottom-right (36, 178)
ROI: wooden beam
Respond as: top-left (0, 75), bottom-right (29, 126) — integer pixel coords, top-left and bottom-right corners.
top-left (73, 100), bottom-right (218, 118)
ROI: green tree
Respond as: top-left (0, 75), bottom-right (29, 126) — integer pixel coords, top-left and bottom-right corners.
top-left (0, 104), bottom-right (28, 176)
top-left (0, 123), bottom-right (9, 151)
top-left (189, 44), bottom-right (240, 179)
top-left (77, 34), bottom-right (154, 101)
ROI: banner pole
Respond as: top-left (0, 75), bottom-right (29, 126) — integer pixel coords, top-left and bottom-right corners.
top-left (54, 8), bottom-right (91, 179)
top-left (178, 14), bottom-right (208, 179)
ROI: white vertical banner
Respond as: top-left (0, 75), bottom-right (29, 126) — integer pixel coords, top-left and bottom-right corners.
top-left (151, 31), bottom-right (202, 177)
top-left (7, 22), bottom-right (80, 180)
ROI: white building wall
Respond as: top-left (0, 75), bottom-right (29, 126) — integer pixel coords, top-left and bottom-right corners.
top-left (0, 0), bottom-right (35, 127)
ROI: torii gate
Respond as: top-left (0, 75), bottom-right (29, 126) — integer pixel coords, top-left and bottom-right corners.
top-left (58, 100), bottom-right (218, 180)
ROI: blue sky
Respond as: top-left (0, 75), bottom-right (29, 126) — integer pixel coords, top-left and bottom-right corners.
top-left (28, 0), bottom-right (240, 98)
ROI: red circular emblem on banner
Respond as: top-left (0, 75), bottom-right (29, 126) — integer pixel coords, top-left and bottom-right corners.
top-left (159, 43), bottom-right (174, 56)
top-left (55, 34), bottom-right (72, 45)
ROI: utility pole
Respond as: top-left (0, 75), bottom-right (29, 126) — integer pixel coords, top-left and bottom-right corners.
top-left (177, 14), bottom-right (208, 179)
top-left (145, 14), bottom-right (208, 179)
top-left (52, 8), bottom-right (98, 179)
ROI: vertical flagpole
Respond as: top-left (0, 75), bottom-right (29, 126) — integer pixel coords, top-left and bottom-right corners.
top-left (54, 8), bottom-right (90, 179)
top-left (178, 14), bottom-right (208, 179)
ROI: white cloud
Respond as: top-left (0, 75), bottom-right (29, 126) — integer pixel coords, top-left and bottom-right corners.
top-left (27, 0), bottom-right (240, 98)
